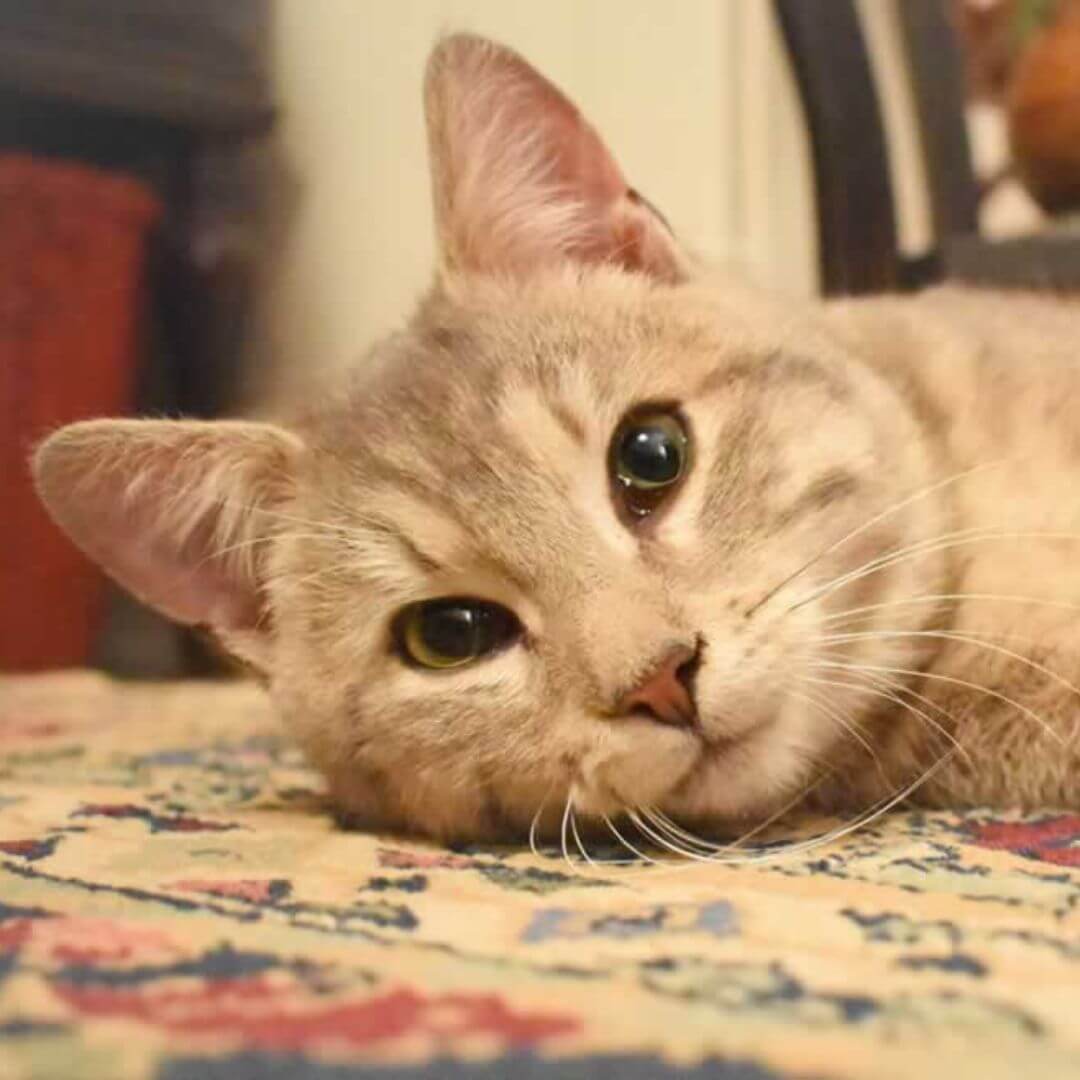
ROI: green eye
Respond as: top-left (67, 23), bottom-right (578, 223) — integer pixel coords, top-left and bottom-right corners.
top-left (397, 598), bottom-right (520, 670)
top-left (612, 410), bottom-right (689, 514)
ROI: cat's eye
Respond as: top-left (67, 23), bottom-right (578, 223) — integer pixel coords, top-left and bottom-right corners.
top-left (396, 598), bottom-right (520, 670)
top-left (611, 409), bottom-right (690, 518)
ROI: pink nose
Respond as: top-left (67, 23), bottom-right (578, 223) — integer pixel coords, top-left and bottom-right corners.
top-left (617, 644), bottom-right (699, 728)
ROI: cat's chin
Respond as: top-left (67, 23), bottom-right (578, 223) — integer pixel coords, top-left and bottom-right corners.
top-left (571, 716), bottom-right (703, 819)
top-left (659, 713), bottom-right (809, 825)
top-left (571, 712), bottom-right (789, 828)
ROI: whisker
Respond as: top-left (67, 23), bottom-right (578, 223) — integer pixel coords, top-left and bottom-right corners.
top-left (787, 687), bottom-right (881, 768)
top-left (821, 592), bottom-right (1080, 628)
top-left (622, 805), bottom-right (826, 866)
top-left (767, 744), bottom-right (959, 862)
top-left (819, 627), bottom-right (1045, 651)
top-left (637, 807), bottom-right (722, 856)
top-left (275, 558), bottom-right (372, 593)
top-left (560, 794), bottom-right (575, 873)
top-left (698, 771), bottom-right (833, 856)
top-left (568, 804), bottom-right (601, 870)
top-left (861, 671), bottom-right (972, 766)
top-left (678, 745), bottom-right (953, 869)
top-left (633, 785), bottom-right (899, 867)
top-left (602, 813), bottom-right (658, 865)
top-left (628, 808), bottom-right (708, 862)
top-left (199, 531), bottom-right (339, 566)
top-left (787, 526), bottom-right (997, 613)
top-left (199, 497), bottom-right (368, 542)
top-left (744, 461), bottom-right (1005, 617)
top-left (528, 799), bottom-right (546, 860)
top-left (812, 658), bottom-right (1065, 747)
top-left (800, 670), bottom-right (972, 767)
top-left (817, 629), bottom-right (1080, 726)
top-left (789, 528), bottom-right (1080, 615)
top-left (862, 668), bottom-right (964, 733)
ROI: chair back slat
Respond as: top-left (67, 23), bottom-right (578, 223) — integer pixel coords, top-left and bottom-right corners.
top-left (773, 0), bottom-right (900, 295)
top-left (896, 0), bottom-right (980, 239)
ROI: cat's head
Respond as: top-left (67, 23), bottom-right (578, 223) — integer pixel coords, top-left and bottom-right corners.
top-left (34, 36), bottom-right (944, 841)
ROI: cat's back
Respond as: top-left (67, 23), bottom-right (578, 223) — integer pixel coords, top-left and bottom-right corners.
top-left (824, 285), bottom-right (1080, 473)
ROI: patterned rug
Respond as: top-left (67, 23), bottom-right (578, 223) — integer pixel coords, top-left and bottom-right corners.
top-left (0, 672), bottom-right (1077, 1080)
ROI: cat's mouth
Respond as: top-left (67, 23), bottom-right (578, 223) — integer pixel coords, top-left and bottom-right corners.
top-left (574, 723), bottom-right (759, 829)
top-left (694, 715), bottom-right (778, 765)
top-left (659, 708), bottom-right (788, 824)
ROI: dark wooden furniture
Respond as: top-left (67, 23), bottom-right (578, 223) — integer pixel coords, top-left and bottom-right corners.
top-left (773, 0), bottom-right (1080, 296)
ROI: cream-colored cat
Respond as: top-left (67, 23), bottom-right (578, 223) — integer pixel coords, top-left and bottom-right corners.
top-left (33, 35), bottom-right (1080, 847)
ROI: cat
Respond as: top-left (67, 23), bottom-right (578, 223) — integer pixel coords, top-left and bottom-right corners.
top-left (32, 34), bottom-right (1080, 847)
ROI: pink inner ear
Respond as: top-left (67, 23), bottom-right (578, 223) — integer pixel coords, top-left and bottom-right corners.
top-left (33, 420), bottom-right (299, 639)
top-left (529, 84), bottom-right (668, 274)
top-left (67, 477), bottom-right (264, 633)
top-left (428, 35), bottom-right (686, 282)
top-left (518, 63), bottom-right (625, 210)
top-left (106, 506), bottom-right (263, 632)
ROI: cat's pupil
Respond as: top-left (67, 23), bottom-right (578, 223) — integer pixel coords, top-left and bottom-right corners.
top-left (610, 410), bottom-right (689, 519)
top-left (613, 412), bottom-right (689, 500)
top-left (620, 426), bottom-right (682, 485)
top-left (420, 603), bottom-right (485, 659)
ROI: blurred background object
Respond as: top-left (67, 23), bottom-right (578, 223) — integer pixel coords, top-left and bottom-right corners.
top-left (5, 0), bottom-right (1079, 678)
top-left (775, 0), bottom-right (1080, 295)
top-left (952, 0), bottom-right (1080, 218)
top-left (1, 155), bottom-right (159, 672)
top-left (1006, 0), bottom-right (1080, 213)
top-left (1, 0), bottom-right (272, 676)
top-left (952, 0), bottom-right (1020, 103)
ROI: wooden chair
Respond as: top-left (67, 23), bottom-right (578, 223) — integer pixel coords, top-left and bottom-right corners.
top-left (774, 0), bottom-right (1080, 295)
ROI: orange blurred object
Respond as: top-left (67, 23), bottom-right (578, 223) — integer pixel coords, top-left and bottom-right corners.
top-left (1008, 0), bottom-right (1080, 214)
top-left (0, 154), bottom-right (160, 671)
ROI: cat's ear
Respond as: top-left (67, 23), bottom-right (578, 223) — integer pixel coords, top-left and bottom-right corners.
top-left (424, 33), bottom-right (688, 283)
top-left (32, 419), bottom-right (303, 669)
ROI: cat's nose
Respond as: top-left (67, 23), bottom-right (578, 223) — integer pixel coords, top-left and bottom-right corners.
top-left (616, 644), bottom-right (699, 728)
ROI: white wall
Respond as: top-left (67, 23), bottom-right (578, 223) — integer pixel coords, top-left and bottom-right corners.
top-left (252, 1), bottom-right (821, 408)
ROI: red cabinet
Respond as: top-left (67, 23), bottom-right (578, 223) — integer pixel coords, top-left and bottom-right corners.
top-left (0, 154), bottom-right (159, 670)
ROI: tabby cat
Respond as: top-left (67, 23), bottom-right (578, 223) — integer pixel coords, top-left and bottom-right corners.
top-left (33, 35), bottom-right (1080, 847)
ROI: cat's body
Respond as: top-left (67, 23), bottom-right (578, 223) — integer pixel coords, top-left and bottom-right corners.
top-left (820, 287), bottom-right (1080, 812)
top-left (32, 36), bottom-right (1078, 845)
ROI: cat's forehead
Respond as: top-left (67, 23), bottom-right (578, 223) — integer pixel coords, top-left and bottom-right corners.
top-left (296, 270), bottom-right (853, 585)
top-left (312, 272), bottom-right (728, 445)
top-left (394, 270), bottom-right (801, 407)
top-left (307, 275), bottom-right (747, 485)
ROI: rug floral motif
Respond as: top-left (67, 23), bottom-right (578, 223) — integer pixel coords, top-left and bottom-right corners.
top-left (0, 672), bottom-right (1077, 1080)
